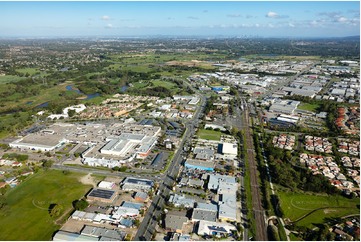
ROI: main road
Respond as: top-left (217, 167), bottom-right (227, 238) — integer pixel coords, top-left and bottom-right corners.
top-left (134, 95), bottom-right (207, 241)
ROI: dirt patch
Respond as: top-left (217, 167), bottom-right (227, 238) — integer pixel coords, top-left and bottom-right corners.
top-left (324, 209), bottom-right (337, 214)
top-left (79, 173), bottom-right (97, 187)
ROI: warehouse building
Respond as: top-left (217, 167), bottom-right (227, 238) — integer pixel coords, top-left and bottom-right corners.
top-left (185, 159), bottom-right (215, 171)
top-left (221, 143), bottom-right (238, 158)
top-left (53, 230), bottom-right (98, 241)
top-left (269, 99), bottom-right (300, 115)
top-left (196, 220), bottom-right (236, 237)
top-left (192, 203), bottom-right (218, 222)
top-left (100, 133), bottom-right (157, 160)
top-left (121, 177), bottom-right (154, 192)
top-left (165, 214), bottom-right (189, 233)
top-left (81, 225), bottom-right (126, 241)
top-left (86, 188), bottom-right (117, 203)
top-left (98, 181), bottom-right (116, 190)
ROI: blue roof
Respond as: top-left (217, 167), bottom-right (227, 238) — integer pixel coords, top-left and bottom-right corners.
top-left (120, 218), bottom-right (134, 227)
top-left (121, 201), bottom-right (143, 210)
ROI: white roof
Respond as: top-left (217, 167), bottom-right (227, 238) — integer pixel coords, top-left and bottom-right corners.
top-left (98, 181), bottom-right (115, 189)
top-left (222, 143), bottom-right (238, 155)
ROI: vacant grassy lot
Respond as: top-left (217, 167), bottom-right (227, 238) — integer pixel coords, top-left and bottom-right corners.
top-left (297, 102), bottom-right (320, 112)
top-left (0, 170), bottom-right (91, 240)
top-left (197, 129), bottom-right (222, 141)
top-left (278, 191), bottom-right (359, 228)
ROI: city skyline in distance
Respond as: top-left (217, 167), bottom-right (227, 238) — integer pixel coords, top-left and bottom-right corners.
top-left (0, 1), bottom-right (359, 38)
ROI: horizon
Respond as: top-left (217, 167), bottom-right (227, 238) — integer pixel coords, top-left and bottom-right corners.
top-left (0, 1), bottom-right (359, 38)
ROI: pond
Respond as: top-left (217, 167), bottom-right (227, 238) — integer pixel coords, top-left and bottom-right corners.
top-left (66, 85), bottom-right (99, 100)
top-left (35, 102), bottom-right (49, 108)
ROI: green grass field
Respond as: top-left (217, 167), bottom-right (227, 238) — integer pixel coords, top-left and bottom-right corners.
top-left (0, 75), bottom-right (26, 83)
top-left (297, 102), bottom-right (320, 112)
top-left (151, 80), bottom-right (177, 89)
top-left (0, 169), bottom-right (92, 240)
top-left (16, 68), bottom-right (39, 75)
top-left (278, 191), bottom-right (360, 228)
top-left (197, 129), bottom-right (222, 141)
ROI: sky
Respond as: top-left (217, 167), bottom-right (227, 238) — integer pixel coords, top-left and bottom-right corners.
top-left (0, 1), bottom-right (359, 38)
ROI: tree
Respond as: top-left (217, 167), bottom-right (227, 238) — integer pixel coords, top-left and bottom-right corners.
top-left (67, 109), bottom-right (76, 117)
top-left (49, 204), bottom-right (63, 218)
top-left (73, 199), bottom-right (89, 211)
top-left (42, 159), bottom-right (54, 169)
top-left (134, 219), bottom-right (140, 228)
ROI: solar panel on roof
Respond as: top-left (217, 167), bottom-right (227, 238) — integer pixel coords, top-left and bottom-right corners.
top-left (88, 189), bottom-right (115, 199)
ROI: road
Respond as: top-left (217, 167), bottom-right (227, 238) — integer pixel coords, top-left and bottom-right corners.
top-left (134, 95), bottom-right (206, 241)
top-left (241, 98), bottom-right (268, 241)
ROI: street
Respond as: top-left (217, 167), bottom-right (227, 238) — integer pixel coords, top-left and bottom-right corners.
top-left (134, 95), bottom-right (206, 241)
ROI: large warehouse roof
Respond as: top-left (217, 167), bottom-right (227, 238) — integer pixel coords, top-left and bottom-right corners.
top-left (222, 143), bottom-right (238, 155)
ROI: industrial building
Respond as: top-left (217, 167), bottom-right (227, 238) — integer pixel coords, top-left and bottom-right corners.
top-left (168, 194), bottom-right (195, 208)
top-left (192, 203), bottom-right (218, 222)
top-left (86, 188), bottom-right (117, 203)
top-left (98, 181), bottom-right (116, 190)
top-left (184, 159), bottom-right (215, 171)
top-left (81, 225), bottom-right (126, 241)
top-left (268, 99), bottom-right (300, 115)
top-left (164, 214), bottom-right (189, 233)
top-left (196, 220), bottom-right (236, 237)
top-left (121, 177), bottom-right (154, 192)
top-left (9, 131), bottom-right (67, 152)
top-left (53, 230), bottom-right (99, 241)
top-left (221, 143), bottom-right (238, 157)
top-left (100, 133), bottom-right (157, 160)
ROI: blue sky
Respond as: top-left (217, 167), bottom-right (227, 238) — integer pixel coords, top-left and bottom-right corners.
top-left (0, 1), bottom-right (359, 37)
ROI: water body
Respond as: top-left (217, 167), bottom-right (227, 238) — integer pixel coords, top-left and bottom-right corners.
top-left (84, 93), bottom-right (100, 100)
top-left (65, 85), bottom-right (82, 94)
top-left (35, 102), bottom-right (49, 108)
top-left (66, 85), bottom-right (99, 100)
top-left (26, 101), bottom-right (33, 105)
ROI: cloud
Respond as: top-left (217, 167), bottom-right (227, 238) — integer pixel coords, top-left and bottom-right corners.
top-left (318, 11), bottom-right (341, 18)
top-left (337, 17), bottom-right (348, 23)
top-left (105, 23), bottom-right (113, 29)
top-left (101, 15), bottom-right (110, 21)
top-left (266, 11), bottom-right (278, 18)
top-left (188, 16), bottom-right (199, 20)
top-left (266, 11), bottom-right (289, 19)
top-left (227, 14), bottom-right (242, 18)
top-left (288, 23), bottom-right (295, 28)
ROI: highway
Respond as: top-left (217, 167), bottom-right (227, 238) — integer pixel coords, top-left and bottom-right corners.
top-left (241, 97), bottom-right (268, 241)
top-left (134, 95), bottom-right (206, 241)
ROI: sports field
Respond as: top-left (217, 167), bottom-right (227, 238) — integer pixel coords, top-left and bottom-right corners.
top-left (278, 191), bottom-right (360, 228)
top-left (0, 169), bottom-right (92, 240)
top-left (297, 102), bottom-right (320, 112)
top-left (197, 129), bottom-right (222, 141)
